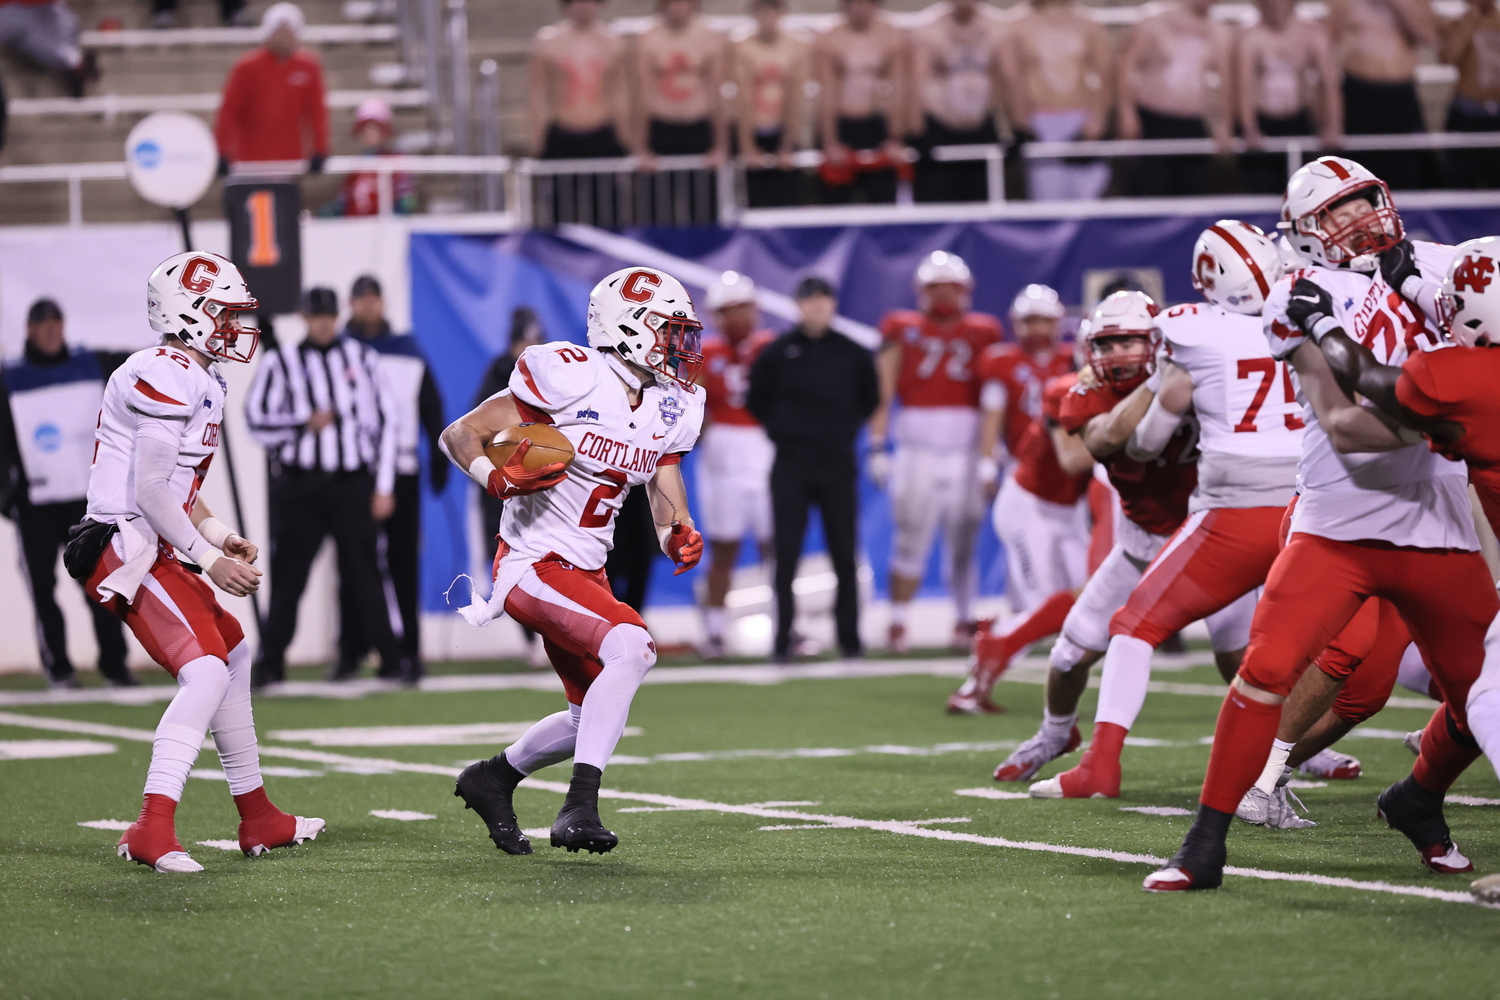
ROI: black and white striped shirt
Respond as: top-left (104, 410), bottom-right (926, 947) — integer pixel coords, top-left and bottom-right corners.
top-left (244, 336), bottom-right (399, 493)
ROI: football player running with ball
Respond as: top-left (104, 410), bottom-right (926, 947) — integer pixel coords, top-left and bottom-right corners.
top-left (73, 252), bottom-right (324, 873)
top-left (443, 266), bottom-right (705, 856)
top-left (1147, 158), bottom-right (1496, 892)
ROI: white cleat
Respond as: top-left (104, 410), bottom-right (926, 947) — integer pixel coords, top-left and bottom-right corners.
top-left (1235, 785), bottom-right (1317, 829)
top-left (1470, 873), bottom-right (1500, 903)
top-left (245, 816), bottom-right (326, 857)
top-left (1298, 747), bottom-right (1361, 780)
top-left (118, 844), bottom-right (204, 873)
top-left (1403, 730), bottom-right (1423, 756)
top-left (1027, 775), bottom-right (1107, 799)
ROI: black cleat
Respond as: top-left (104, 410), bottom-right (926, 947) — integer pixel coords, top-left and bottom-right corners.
top-left (551, 762), bottom-right (617, 854)
top-left (1376, 777), bottom-right (1473, 874)
top-left (455, 757), bottom-right (532, 855)
top-left (1143, 806), bottom-right (1230, 892)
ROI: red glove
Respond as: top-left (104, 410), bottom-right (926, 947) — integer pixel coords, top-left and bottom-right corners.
top-left (486, 439), bottom-right (568, 499)
top-left (666, 520), bottom-right (703, 576)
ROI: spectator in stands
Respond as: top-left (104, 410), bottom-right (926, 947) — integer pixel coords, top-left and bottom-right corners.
top-left (1001, 0), bottom-right (1112, 201)
top-left (214, 3), bottom-right (329, 173)
top-left (530, 0), bottom-right (629, 159)
top-left (1326, 0), bottom-right (1436, 189)
top-left (0, 0), bottom-right (98, 97)
top-left (909, 0), bottom-right (1005, 203)
top-left (1115, 0), bottom-right (1233, 196)
top-left (0, 299), bottom-right (133, 689)
top-left (319, 99), bottom-right (416, 216)
top-left (1236, 0), bottom-right (1342, 193)
top-left (814, 0), bottom-right (911, 204)
top-left (152, 0), bottom-right (248, 28)
top-left (339, 275), bottom-right (446, 684)
top-left (733, 0), bottom-right (809, 208)
top-left (1440, 0), bottom-right (1500, 188)
top-left (633, 0), bottom-right (729, 225)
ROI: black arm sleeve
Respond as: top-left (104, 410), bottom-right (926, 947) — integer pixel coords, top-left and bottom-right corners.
top-left (1317, 331), bottom-right (1413, 425)
top-left (745, 343), bottom-right (778, 429)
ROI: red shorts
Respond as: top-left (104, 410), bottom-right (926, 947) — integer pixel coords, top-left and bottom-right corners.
top-left (86, 546), bottom-right (244, 676)
top-left (1314, 596), bottom-right (1408, 724)
top-left (1239, 532), bottom-right (1497, 729)
top-left (502, 552), bottom-right (649, 705)
top-left (1109, 506), bottom-right (1283, 647)
top-left (1087, 477), bottom-right (1114, 575)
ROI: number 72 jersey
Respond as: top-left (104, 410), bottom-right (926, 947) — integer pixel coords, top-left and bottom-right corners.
top-left (1158, 303), bottom-right (1303, 512)
top-left (878, 310), bottom-right (1003, 409)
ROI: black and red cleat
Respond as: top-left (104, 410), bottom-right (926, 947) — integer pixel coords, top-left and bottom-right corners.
top-left (1376, 776), bottom-right (1473, 874)
top-left (1143, 808), bottom-right (1230, 892)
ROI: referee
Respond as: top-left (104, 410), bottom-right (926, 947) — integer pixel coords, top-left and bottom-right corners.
top-left (244, 287), bottom-right (409, 685)
top-left (747, 276), bottom-right (879, 662)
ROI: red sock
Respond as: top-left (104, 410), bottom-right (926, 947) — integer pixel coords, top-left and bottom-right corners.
top-left (120, 793), bottom-right (184, 862)
top-left (1001, 591), bottom-right (1075, 649)
top-left (138, 792), bottom-right (178, 827)
top-left (1058, 721), bottom-right (1126, 797)
top-left (1200, 691), bottom-right (1283, 813)
top-left (1412, 707), bottom-right (1482, 793)
top-left (232, 785), bottom-right (279, 821)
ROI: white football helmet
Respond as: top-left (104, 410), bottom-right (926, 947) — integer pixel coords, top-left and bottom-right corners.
top-left (914, 250), bottom-right (973, 289)
top-left (1192, 220), bottom-right (1286, 315)
top-left (705, 270), bottom-right (756, 311)
top-left (1010, 283), bottom-right (1064, 320)
top-left (1438, 237), bottom-right (1500, 348)
top-left (1084, 290), bottom-right (1159, 390)
top-left (1279, 156), bottom-right (1402, 272)
top-left (146, 251), bottom-right (259, 363)
top-left (586, 266), bottom-right (703, 388)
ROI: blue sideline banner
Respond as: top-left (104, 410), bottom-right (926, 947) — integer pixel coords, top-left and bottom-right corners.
top-left (410, 206), bottom-right (1500, 612)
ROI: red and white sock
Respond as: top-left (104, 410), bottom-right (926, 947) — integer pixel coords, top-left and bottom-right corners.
top-left (1094, 635), bottom-right (1153, 730)
top-left (209, 643), bottom-right (264, 796)
top-left (143, 656), bottom-right (231, 801)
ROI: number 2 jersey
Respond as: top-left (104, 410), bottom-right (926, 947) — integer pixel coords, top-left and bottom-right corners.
top-left (500, 343), bottom-right (705, 571)
top-left (1157, 302), bottom-right (1302, 512)
top-left (1263, 241), bottom-right (1477, 551)
top-left (878, 310), bottom-right (1003, 450)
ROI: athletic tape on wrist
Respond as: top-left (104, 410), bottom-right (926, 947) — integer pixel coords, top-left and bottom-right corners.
top-left (197, 548), bottom-right (222, 573)
top-left (1309, 315), bottom-right (1341, 342)
top-left (467, 455), bottom-right (498, 488)
top-left (197, 516), bottom-right (234, 550)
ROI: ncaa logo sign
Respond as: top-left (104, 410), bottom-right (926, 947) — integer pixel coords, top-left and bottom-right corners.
top-left (132, 140), bottom-right (163, 169)
top-left (33, 424), bottom-right (62, 453)
top-left (620, 270), bottom-right (662, 303)
top-left (180, 256), bottom-right (220, 294)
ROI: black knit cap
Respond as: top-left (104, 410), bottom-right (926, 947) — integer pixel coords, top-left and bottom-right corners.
top-left (792, 274), bottom-right (837, 300)
top-left (304, 287), bottom-right (339, 316)
top-left (27, 298), bottom-right (63, 325)
top-left (350, 274), bottom-right (382, 299)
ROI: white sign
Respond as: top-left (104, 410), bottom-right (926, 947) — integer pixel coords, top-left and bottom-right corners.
top-left (124, 112), bottom-right (218, 209)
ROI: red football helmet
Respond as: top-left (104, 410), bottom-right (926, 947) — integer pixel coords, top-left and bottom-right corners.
top-left (1084, 290), bottom-right (1159, 391)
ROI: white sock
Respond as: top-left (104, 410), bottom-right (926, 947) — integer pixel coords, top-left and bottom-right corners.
top-left (208, 642), bottom-right (264, 796)
top-left (703, 606), bottom-right (728, 641)
top-left (1396, 642), bottom-right (1433, 698)
top-left (1041, 709), bottom-right (1076, 741)
top-left (143, 656), bottom-right (230, 800)
top-left (1094, 635), bottom-right (1153, 730)
top-left (890, 602), bottom-right (909, 628)
top-left (502, 704), bottom-right (581, 775)
top-left (1253, 738), bottom-right (1297, 795)
top-left (575, 625), bottom-right (657, 770)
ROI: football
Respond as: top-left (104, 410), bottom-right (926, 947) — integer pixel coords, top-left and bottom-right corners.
top-left (484, 422), bottom-right (575, 471)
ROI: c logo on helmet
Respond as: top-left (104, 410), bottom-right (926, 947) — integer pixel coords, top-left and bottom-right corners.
top-left (620, 270), bottom-right (662, 303)
top-left (180, 256), bottom-right (221, 295)
top-left (1195, 251), bottom-right (1217, 290)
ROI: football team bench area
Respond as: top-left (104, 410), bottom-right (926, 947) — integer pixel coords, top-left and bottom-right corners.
top-left (0, 652), bottom-right (1494, 1000)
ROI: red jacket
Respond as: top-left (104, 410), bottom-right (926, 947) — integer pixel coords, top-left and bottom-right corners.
top-left (215, 47), bottom-right (329, 163)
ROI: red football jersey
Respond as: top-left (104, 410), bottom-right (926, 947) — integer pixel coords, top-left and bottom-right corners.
top-left (1014, 373), bottom-right (1092, 506)
top-left (1058, 378), bottom-right (1198, 536)
top-left (699, 330), bottom-right (775, 426)
top-left (978, 343), bottom-right (1076, 454)
top-left (1395, 344), bottom-right (1500, 534)
top-left (879, 310), bottom-right (1004, 408)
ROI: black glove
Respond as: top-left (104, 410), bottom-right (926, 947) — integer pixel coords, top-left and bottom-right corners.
top-left (1285, 277), bottom-right (1340, 342)
top-left (308, 152), bottom-right (326, 175)
top-left (429, 451), bottom-right (450, 493)
top-left (216, 154), bottom-right (230, 178)
top-left (1379, 237), bottom-right (1424, 301)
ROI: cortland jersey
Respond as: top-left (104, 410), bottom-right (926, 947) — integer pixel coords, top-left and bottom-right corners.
top-left (86, 344), bottom-right (225, 533)
top-left (1158, 302), bottom-right (1302, 512)
top-left (1396, 343), bottom-right (1500, 534)
top-left (880, 310), bottom-right (1003, 450)
top-left (699, 330), bottom-right (775, 427)
top-left (500, 342), bottom-right (705, 571)
top-left (1013, 373), bottom-right (1091, 506)
top-left (1058, 376), bottom-right (1198, 536)
top-left (978, 343), bottom-right (1076, 455)
top-left (1262, 240), bottom-right (1476, 550)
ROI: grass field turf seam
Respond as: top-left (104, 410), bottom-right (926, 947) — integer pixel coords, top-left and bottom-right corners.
top-left (2, 668), bottom-right (1498, 1000)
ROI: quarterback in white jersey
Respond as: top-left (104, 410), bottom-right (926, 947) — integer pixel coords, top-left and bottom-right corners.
top-left (1149, 157), bottom-right (1498, 892)
top-left (72, 252), bottom-right (322, 873)
top-left (443, 266), bottom-right (705, 857)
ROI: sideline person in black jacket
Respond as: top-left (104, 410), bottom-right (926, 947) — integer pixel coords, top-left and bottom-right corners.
top-left (747, 275), bottom-right (879, 661)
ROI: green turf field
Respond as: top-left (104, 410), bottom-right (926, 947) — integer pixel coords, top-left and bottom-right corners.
top-left (1, 657), bottom-right (1497, 1000)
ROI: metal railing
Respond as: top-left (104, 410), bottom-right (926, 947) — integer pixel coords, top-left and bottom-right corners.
top-left (3, 132), bottom-right (1498, 228)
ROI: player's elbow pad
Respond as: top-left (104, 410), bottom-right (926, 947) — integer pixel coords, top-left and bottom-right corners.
top-left (1124, 395), bottom-right (1182, 462)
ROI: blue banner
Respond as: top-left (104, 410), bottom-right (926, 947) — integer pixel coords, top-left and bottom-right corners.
top-left (411, 207), bottom-right (1500, 612)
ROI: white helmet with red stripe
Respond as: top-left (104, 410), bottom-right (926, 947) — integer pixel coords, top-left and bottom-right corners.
top-left (1010, 283), bottom-right (1064, 320)
top-left (1438, 237), bottom-right (1500, 348)
top-left (914, 250), bottom-right (973, 289)
top-left (1084, 290), bottom-right (1160, 391)
top-left (1192, 220), bottom-right (1286, 315)
top-left (146, 251), bottom-right (260, 363)
top-left (587, 265), bottom-right (704, 388)
top-left (1278, 156), bottom-right (1403, 272)
top-left (704, 270), bottom-right (756, 311)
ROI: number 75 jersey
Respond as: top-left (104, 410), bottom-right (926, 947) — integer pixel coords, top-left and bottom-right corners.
top-left (498, 342), bottom-right (705, 572)
top-left (1157, 302), bottom-right (1302, 512)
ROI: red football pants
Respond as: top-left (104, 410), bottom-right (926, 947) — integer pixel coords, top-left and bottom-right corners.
top-left (1110, 506), bottom-right (1282, 647)
top-left (502, 553), bottom-right (648, 706)
top-left (1313, 596), bottom-right (1409, 725)
top-left (87, 546), bottom-right (244, 676)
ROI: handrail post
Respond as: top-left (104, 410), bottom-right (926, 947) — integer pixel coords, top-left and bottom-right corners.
top-left (987, 145), bottom-right (1005, 204)
top-left (1286, 138), bottom-right (1302, 182)
top-left (716, 158), bottom-right (738, 227)
top-left (68, 173), bottom-right (82, 227)
top-left (377, 164), bottom-right (394, 216)
top-left (477, 58), bottom-right (501, 212)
